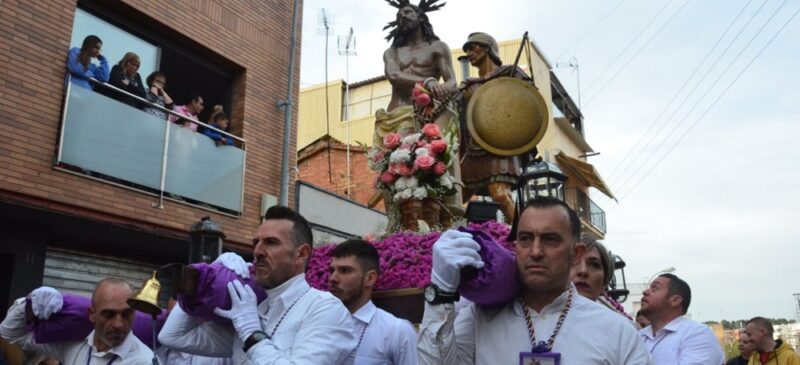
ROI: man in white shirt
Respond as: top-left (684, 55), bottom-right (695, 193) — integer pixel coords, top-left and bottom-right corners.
top-left (158, 206), bottom-right (357, 364)
top-left (156, 296), bottom-right (232, 365)
top-left (417, 196), bottom-right (653, 364)
top-left (0, 278), bottom-right (154, 365)
top-left (638, 273), bottom-right (724, 364)
top-left (328, 239), bottom-right (418, 365)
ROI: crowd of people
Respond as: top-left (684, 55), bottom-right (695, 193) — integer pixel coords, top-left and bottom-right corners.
top-left (1, 201), bottom-right (797, 364)
top-left (66, 35), bottom-right (236, 147)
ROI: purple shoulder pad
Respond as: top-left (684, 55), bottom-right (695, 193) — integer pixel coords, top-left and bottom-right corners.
top-left (178, 262), bottom-right (267, 325)
top-left (457, 226), bottom-right (521, 307)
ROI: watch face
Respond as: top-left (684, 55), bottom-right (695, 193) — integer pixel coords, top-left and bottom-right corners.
top-left (425, 285), bottom-right (436, 302)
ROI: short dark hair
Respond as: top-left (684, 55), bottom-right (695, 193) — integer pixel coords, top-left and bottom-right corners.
top-left (146, 71), bottom-right (166, 87)
top-left (659, 273), bottom-right (691, 314)
top-left (523, 196), bottom-right (581, 241)
top-left (747, 316), bottom-right (774, 335)
top-left (263, 206), bottom-right (313, 248)
top-left (331, 239), bottom-right (381, 274)
top-left (213, 112), bottom-right (230, 125)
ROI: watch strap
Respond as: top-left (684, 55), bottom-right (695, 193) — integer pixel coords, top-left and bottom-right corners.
top-left (243, 330), bottom-right (269, 352)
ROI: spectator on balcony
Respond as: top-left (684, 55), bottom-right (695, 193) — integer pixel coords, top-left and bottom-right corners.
top-left (143, 71), bottom-right (174, 121)
top-left (66, 35), bottom-right (109, 90)
top-left (108, 52), bottom-right (146, 108)
top-left (170, 95), bottom-right (204, 132)
top-left (202, 113), bottom-right (234, 146)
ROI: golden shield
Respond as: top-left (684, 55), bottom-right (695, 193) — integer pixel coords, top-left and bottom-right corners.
top-left (466, 77), bottom-right (549, 156)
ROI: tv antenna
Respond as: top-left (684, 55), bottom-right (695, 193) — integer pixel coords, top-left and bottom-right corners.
top-left (555, 56), bottom-right (582, 109)
top-left (338, 27), bottom-right (357, 197)
top-left (317, 9), bottom-right (335, 182)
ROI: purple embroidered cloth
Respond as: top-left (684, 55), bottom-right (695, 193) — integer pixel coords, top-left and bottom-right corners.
top-left (26, 294), bottom-right (167, 348)
top-left (457, 226), bottom-right (521, 307)
top-left (178, 261), bottom-right (267, 325)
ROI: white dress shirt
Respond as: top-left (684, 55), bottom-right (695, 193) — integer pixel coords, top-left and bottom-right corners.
top-left (156, 346), bottom-right (233, 365)
top-left (418, 285), bottom-right (654, 365)
top-left (0, 298), bottom-right (154, 365)
top-left (352, 300), bottom-right (418, 365)
top-left (158, 274), bottom-right (357, 365)
top-left (639, 316), bottom-right (724, 365)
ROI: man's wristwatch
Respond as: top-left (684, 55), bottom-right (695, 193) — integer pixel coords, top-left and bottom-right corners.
top-left (424, 283), bottom-right (459, 305)
top-left (243, 330), bottom-right (269, 352)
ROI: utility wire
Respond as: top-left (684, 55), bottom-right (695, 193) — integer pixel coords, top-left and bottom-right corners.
top-left (583, 0), bottom-right (674, 95)
top-left (609, 0), bottom-right (797, 207)
top-left (606, 0), bottom-right (780, 201)
top-left (584, 0), bottom-right (691, 106)
top-left (600, 0), bottom-right (757, 196)
top-left (554, 0), bottom-right (627, 62)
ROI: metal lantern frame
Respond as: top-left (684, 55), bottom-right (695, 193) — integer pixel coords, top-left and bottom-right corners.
top-left (515, 160), bottom-right (568, 214)
top-left (188, 216), bottom-right (225, 264)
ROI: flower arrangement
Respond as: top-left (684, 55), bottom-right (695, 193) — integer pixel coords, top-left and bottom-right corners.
top-left (305, 221), bottom-right (514, 291)
top-left (368, 125), bottom-right (458, 203)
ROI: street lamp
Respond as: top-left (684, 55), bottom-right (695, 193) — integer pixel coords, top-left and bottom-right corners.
top-left (188, 216), bottom-right (225, 264)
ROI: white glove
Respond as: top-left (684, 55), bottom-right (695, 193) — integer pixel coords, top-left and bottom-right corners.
top-left (431, 230), bottom-right (485, 292)
top-left (214, 280), bottom-right (262, 342)
top-left (214, 252), bottom-right (252, 279)
top-left (30, 286), bottom-right (63, 320)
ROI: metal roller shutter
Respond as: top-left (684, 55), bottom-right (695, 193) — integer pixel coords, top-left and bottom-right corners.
top-left (43, 248), bottom-right (157, 298)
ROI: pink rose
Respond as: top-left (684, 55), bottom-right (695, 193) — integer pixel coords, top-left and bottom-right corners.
top-left (421, 123), bottom-right (442, 139)
top-left (383, 133), bottom-right (401, 149)
top-left (415, 154), bottom-right (436, 170)
top-left (412, 82), bottom-right (426, 98)
top-left (373, 151), bottom-right (386, 163)
top-left (416, 140), bottom-right (426, 148)
top-left (415, 93), bottom-right (431, 106)
top-left (390, 163), bottom-right (413, 176)
top-left (433, 162), bottom-right (447, 176)
top-left (380, 171), bottom-right (397, 184)
top-left (429, 139), bottom-right (447, 155)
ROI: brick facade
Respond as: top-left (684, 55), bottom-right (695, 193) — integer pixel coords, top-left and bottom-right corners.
top-left (297, 137), bottom-right (386, 212)
top-left (0, 0), bottom-right (302, 249)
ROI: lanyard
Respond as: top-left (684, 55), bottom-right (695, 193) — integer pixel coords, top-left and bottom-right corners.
top-left (85, 346), bottom-right (119, 365)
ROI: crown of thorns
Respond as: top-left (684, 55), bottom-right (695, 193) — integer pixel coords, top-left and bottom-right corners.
top-left (383, 0), bottom-right (446, 42)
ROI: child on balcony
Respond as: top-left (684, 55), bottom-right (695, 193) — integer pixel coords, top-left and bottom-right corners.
top-left (202, 113), bottom-right (234, 146)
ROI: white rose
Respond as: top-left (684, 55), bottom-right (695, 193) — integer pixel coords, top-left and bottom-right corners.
top-left (402, 133), bottom-right (422, 145)
top-left (413, 187), bottom-right (427, 199)
top-left (415, 147), bottom-right (430, 156)
top-left (400, 189), bottom-right (413, 200)
top-left (407, 176), bottom-right (418, 188)
top-left (394, 177), bottom-right (407, 190)
top-left (389, 149), bottom-right (411, 163)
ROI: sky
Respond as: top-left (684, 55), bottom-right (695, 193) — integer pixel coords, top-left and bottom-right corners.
top-left (298, 0), bottom-right (800, 323)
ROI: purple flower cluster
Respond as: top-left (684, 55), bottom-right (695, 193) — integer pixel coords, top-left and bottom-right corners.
top-left (305, 221), bottom-right (513, 291)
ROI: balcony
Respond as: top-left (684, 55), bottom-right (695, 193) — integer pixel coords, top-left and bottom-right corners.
top-left (55, 77), bottom-right (245, 215)
top-left (568, 188), bottom-right (606, 234)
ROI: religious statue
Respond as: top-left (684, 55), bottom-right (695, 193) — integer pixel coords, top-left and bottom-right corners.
top-left (370, 0), bottom-right (463, 232)
top-left (458, 32), bottom-right (539, 222)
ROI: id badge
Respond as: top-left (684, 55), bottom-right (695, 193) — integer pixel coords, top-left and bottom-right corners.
top-left (519, 351), bottom-right (561, 365)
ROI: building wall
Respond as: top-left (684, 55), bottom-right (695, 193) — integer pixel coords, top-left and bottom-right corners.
top-left (296, 141), bottom-right (384, 211)
top-left (0, 0), bottom-right (302, 248)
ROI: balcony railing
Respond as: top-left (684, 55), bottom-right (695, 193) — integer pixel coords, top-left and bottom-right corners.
top-left (55, 75), bottom-right (246, 215)
top-left (570, 188), bottom-right (607, 234)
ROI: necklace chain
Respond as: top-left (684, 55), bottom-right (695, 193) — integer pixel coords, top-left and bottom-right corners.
top-left (267, 288), bottom-right (311, 338)
top-left (520, 286), bottom-right (573, 353)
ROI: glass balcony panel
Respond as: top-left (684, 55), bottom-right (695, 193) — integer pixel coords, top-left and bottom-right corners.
top-left (60, 85), bottom-right (166, 189)
top-left (164, 124), bottom-right (244, 212)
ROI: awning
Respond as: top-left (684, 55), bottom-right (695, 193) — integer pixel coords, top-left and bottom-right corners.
top-left (555, 152), bottom-right (616, 201)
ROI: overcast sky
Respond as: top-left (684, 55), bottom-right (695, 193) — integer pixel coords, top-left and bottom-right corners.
top-left (298, 0), bottom-right (800, 323)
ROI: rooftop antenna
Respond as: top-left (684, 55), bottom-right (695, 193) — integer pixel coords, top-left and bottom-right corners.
top-left (338, 27), bottom-right (357, 197)
top-left (555, 56), bottom-right (582, 109)
top-left (317, 9), bottom-right (335, 183)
